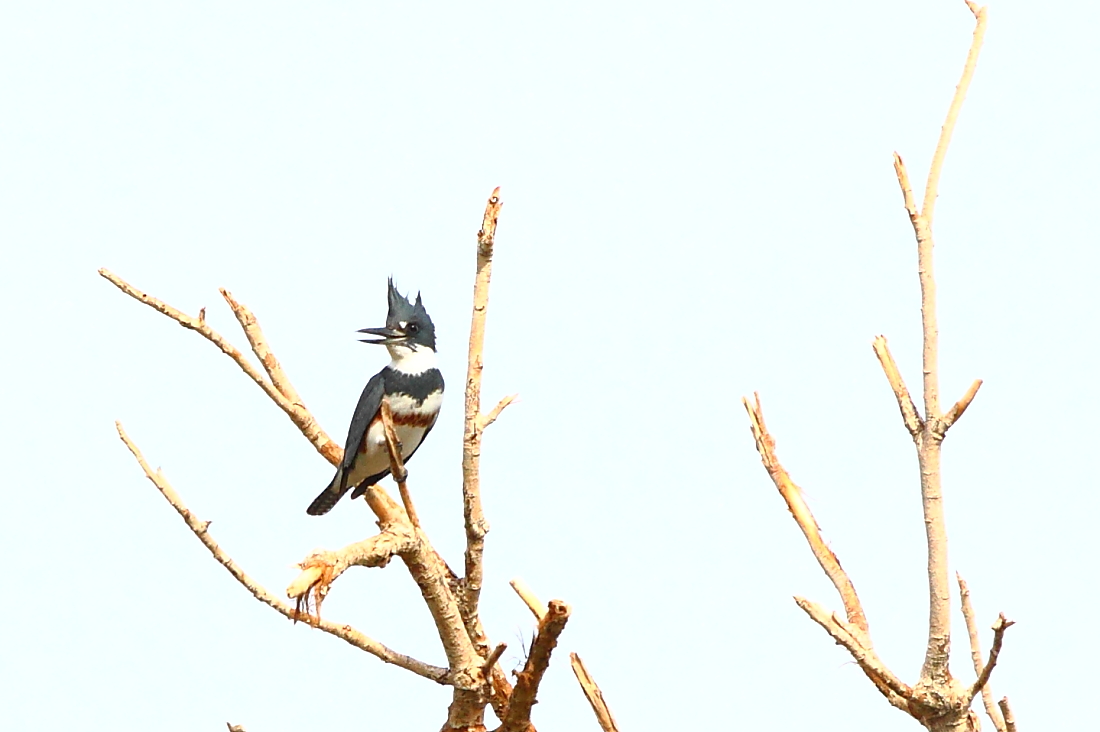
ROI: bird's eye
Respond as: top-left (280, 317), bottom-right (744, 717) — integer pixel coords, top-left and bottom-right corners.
top-left (407, 322), bottom-right (420, 334)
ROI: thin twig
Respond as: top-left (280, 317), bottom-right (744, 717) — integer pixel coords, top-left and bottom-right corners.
top-left (969, 614), bottom-right (1015, 704)
top-left (461, 187), bottom-right (504, 628)
top-left (570, 654), bottom-right (621, 732)
top-left (872, 336), bottom-right (923, 437)
top-left (998, 698), bottom-right (1017, 732)
top-left (219, 288), bottom-right (306, 407)
top-left (480, 393), bottom-right (519, 431)
top-left (115, 421), bottom-right (448, 684)
top-left (921, 0), bottom-right (989, 226)
top-left (941, 379), bottom-right (983, 433)
top-left (100, 269), bottom-right (341, 465)
top-left (380, 398), bottom-right (419, 528)
top-left (501, 600), bottom-right (571, 732)
top-left (893, 153), bottom-right (920, 224)
top-left (958, 574), bottom-right (1006, 732)
top-left (482, 643), bottom-right (507, 676)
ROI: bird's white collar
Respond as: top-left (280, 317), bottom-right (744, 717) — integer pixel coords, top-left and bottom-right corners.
top-left (387, 344), bottom-right (438, 375)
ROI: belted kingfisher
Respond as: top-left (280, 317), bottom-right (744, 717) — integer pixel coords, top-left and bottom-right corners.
top-left (306, 278), bottom-right (444, 516)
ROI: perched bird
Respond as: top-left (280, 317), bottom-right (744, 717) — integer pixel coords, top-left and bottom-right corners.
top-left (307, 279), bottom-right (444, 516)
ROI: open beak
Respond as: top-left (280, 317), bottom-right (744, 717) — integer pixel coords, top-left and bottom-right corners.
top-left (357, 326), bottom-right (407, 345)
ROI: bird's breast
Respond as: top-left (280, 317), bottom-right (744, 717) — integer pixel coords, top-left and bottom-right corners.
top-left (385, 389), bottom-right (443, 421)
top-left (360, 388), bottom-right (442, 455)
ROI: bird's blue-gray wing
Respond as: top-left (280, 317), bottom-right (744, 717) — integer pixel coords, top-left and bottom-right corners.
top-left (305, 373), bottom-right (386, 516)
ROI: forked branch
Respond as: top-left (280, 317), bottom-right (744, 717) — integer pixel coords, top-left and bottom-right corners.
top-left (115, 421), bottom-right (447, 683)
top-left (99, 269), bottom-right (341, 465)
top-left (509, 578), bottom-right (621, 732)
top-left (889, 0), bottom-right (990, 687)
top-left (500, 600), bottom-right (571, 732)
top-left (959, 573), bottom-right (1007, 732)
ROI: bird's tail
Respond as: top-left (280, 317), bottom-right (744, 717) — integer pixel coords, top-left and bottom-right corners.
top-left (306, 470), bottom-right (350, 516)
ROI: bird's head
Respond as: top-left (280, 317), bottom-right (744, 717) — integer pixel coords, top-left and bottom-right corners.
top-left (358, 278), bottom-right (437, 356)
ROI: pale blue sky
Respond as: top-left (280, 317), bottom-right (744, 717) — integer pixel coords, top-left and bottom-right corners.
top-left (2, 1), bottom-right (1097, 730)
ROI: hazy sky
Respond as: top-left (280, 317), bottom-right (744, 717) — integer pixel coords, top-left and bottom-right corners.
top-left (2, 1), bottom-right (1097, 730)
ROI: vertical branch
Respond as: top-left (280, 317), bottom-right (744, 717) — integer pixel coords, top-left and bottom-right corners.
top-left (922, 0), bottom-right (990, 226)
top-left (501, 600), bottom-right (571, 732)
top-left (461, 188), bottom-right (503, 627)
top-left (892, 0), bottom-right (989, 687)
top-left (959, 574), bottom-right (1006, 732)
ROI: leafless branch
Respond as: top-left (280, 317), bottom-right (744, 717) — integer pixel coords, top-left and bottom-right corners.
top-left (969, 614), bottom-right (1015, 704)
top-left (99, 269), bottom-right (341, 465)
top-left (460, 187), bottom-right (505, 634)
top-left (482, 643), bottom-right (507, 676)
top-left (795, 597), bottom-right (912, 711)
top-left (480, 393), bottom-right (519, 430)
top-left (115, 421), bottom-right (448, 684)
top-left (501, 600), bottom-right (571, 732)
top-left (872, 336), bottom-right (923, 437)
top-left (888, 1), bottom-right (990, 687)
top-left (941, 379), bottom-right (983, 433)
top-left (921, 0), bottom-right (989, 227)
top-left (510, 577), bottom-right (549, 621)
top-left (570, 654), bottom-right (621, 732)
top-left (958, 574), bottom-right (1006, 731)
top-left (219, 287), bottom-right (306, 407)
top-left (286, 528), bottom-right (415, 622)
top-left (510, 579), bottom-right (620, 732)
top-left (742, 394), bottom-right (870, 634)
top-left (893, 153), bottom-right (920, 224)
top-left (998, 698), bottom-right (1018, 732)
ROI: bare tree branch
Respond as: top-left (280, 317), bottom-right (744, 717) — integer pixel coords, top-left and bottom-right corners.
top-left (998, 698), bottom-right (1018, 732)
top-left (219, 287), bottom-right (306, 407)
top-left (510, 579), bottom-right (620, 732)
top-left (888, 0), bottom-right (990, 688)
top-left (482, 643), bottom-right (507, 675)
top-left (501, 600), bottom-right (571, 732)
top-left (510, 577), bottom-right (549, 621)
top-left (115, 421), bottom-right (448, 684)
top-left (958, 574), bottom-right (1007, 732)
top-left (99, 269), bottom-right (341, 465)
top-left (742, 394), bottom-right (870, 634)
top-left (794, 598), bottom-right (912, 711)
top-left (921, 0), bottom-right (989, 227)
top-left (968, 614), bottom-right (1014, 704)
top-left (460, 187), bottom-right (505, 638)
top-left (941, 379), bottom-right (983, 433)
top-left (287, 528), bottom-right (415, 621)
top-left (872, 336), bottom-right (923, 437)
top-left (570, 654), bottom-right (621, 732)
top-left (480, 393), bottom-right (519, 431)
